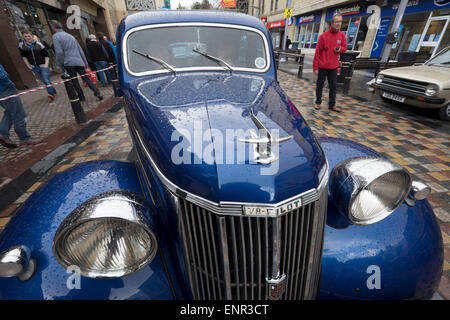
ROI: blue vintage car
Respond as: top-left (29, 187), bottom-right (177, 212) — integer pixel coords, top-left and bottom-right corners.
top-left (0, 11), bottom-right (443, 300)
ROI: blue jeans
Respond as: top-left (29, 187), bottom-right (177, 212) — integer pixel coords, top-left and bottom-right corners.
top-left (94, 61), bottom-right (111, 86)
top-left (0, 87), bottom-right (31, 141)
top-left (32, 66), bottom-right (56, 95)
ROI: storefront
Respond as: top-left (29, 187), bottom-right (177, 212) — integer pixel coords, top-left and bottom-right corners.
top-left (376, 0), bottom-right (450, 60)
top-left (1, 0), bottom-right (68, 73)
top-left (267, 19), bottom-right (285, 49)
top-left (322, 0), bottom-right (450, 60)
top-left (325, 1), bottom-right (374, 52)
top-left (294, 11), bottom-right (321, 49)
top-left (0, 0), bottom-right (113, 88)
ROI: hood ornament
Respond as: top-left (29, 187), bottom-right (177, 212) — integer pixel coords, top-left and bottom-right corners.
top-left (239, 110), bottom-right (293, 164)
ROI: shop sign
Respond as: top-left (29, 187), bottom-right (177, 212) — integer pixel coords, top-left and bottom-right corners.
top-left (267, 20), bottom-right (285, 29)
top-left (326, 1), bottom-right (376, 20)
top-left (295, 11), bottom-right (321, 25)
top-left (381, 0), bottom-right (450, 18)
top-left (370, 17), bottom-right (392, 58)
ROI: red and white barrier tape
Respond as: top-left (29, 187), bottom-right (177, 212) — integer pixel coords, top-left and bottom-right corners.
top-left (0, 65), bottom-right (116, 102)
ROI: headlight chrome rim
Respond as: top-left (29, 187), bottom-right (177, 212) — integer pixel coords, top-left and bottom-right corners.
top-left (53, 190), bottom-right (158, 278)
top-left (330, 157), bottom-right (412, 225)
top-left (376, 74), bottom-right (384, 84)
top-left (425, 84), bottom-right (439, 96)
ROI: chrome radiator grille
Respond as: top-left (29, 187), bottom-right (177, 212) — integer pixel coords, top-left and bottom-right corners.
top-left (177, 189), bottom-right (328, 300)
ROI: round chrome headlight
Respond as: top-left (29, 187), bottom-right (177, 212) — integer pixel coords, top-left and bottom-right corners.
top-left (425, 84), bottom-right (439, 96)
top-left (376, 74), bottom-right (384, 84)
top-left (53, 190), bottom-right (157, 278)
top-left (330, 157), bottom-right (412, 225)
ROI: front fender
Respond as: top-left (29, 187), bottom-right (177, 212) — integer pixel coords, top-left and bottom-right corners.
top-left (318, 137), bottom-right (443, 299)
top-left (0, 161), bottom-right (174, 300)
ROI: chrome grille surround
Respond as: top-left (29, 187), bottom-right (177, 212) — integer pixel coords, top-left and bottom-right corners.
top-left (382, 76), bottom-right (428, 95)
top-left (177, 177), bottom-right (328, 300)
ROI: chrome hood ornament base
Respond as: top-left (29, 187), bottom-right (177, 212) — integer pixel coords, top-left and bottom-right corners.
top-left (239, 110), bottom-right (293, 164)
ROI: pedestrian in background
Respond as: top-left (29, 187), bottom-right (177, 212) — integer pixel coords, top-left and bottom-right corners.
top-left (104, 35), bottom-right (118, 62)
top-left (19, 29), bottom-right (57, 102)
top-left (84, 37), bottom-right (98, 73)
top-left (86, 34), bottom-right (111, 86)
top-left (0, 64), bottom-right (42, 148)
top-left (313, 13), bottom-right (347, 113)
top-left (97, 32), bottom-right (116, 65)
top-left (49, 20), bottom-right (103, 101)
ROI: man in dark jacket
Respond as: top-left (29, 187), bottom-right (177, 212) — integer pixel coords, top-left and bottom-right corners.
top-left (19, 29), bottom-right (57, 101)
top-left (313, 13), bottom-right (347, 112)
top-left (97, 32), bottom-right (116, 65)
top-left (86, 34), bottom-right (110, 86)
top-left (0, 64), bottom-right (42, 148)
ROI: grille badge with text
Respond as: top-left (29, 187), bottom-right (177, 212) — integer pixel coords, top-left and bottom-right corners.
top-left (243, 196), bottom-right (302, 216)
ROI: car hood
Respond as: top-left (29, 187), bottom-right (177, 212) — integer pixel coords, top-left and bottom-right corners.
top-left (126, 72), bottom-right (326, 204)
top-left (381, 65), bottom-right (450, 86)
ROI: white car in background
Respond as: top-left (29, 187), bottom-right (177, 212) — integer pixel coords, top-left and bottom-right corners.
top-left (374, 47), bottom-right (450, 121)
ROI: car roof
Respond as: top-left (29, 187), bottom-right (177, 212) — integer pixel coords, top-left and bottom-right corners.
top-left (119, 10), bottom-right (267, 34)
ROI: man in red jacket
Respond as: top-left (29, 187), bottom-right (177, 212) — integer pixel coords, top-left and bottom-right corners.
top-left (313, 14), bottom-right (347, 112)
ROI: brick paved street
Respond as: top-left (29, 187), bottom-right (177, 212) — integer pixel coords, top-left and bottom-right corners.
top-left (0, 75), bottom-right (114, 163)
top-left (0, 70), bottom-right (448, 299)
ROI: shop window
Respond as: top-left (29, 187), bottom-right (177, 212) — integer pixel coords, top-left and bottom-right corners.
top-left (389, 12), bottom-right (429, 60)
top-left (435, 24), bottom-right (450, 54)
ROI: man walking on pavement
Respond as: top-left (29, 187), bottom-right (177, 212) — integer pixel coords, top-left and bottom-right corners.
top-left (0, 64), bottom-right (42, 148)
top-left (49, 20), bottom-right (103, 102)
top-left (313, 13), bottom-right (347, 113)
top-left (19, 29), bottom-right (57, 102)
top-left (86, 34), bottom-right (111, 87)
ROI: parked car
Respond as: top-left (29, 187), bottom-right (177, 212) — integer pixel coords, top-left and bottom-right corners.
top-left (374, 46), bottom-right (450, 120)
top-left (0, 11), bottom-right (443, 300)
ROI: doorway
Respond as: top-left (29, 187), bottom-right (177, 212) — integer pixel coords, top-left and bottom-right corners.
top-left (417, 14), bottom-right (450, 58)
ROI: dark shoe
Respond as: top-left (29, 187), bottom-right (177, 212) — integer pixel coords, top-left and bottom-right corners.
top-left (48, 94), bottom-right (55, 102)
top-left (96, 95), bottom-right (103, 101)
top-left (314, 104), bottom-right (321, 110)
top-left (79, 96), bottom-right (86, 102)
top-left (20, 137), bottom-right (42, 146)
top-left (0, 136), bottom-right (18, 149)
top-left (329, 106), bottom-right (342, 113)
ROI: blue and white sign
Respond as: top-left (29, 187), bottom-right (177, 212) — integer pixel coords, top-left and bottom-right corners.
top-left (381, 0), bottom-right (450, 18)
top-left (295, 11), bottom-right (321, 25)
top-left (326, 1), bottom-right (376, 20)
top-left (370, 17), bottom-right (392, 58)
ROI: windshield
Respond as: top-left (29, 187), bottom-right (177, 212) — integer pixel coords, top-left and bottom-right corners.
top-left (126, 25), bottom-right (268, 75)
top-left (425, 47), bottom-right (450, 67)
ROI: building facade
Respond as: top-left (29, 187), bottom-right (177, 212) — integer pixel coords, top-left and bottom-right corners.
top-left (0, 0), bottom-right (117, 89)
top-left (251, 0), bottom-right (450, 61)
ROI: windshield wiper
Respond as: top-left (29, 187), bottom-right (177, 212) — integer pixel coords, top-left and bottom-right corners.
top-left (132, 49), bottom-right (176, 74)
top-left (192, 48), bottom-right (233, 73)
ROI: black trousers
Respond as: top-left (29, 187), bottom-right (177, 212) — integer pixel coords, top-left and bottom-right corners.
top-left (65, 66), bottom-right (100, 100)
top-left (315, 68), bottom-right (338, 108)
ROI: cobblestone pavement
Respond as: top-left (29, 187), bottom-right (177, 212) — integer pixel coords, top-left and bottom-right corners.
top-left (0, 71), bottom-right (448, 299)
top-left (0, 75), bottom-right (114, 163)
